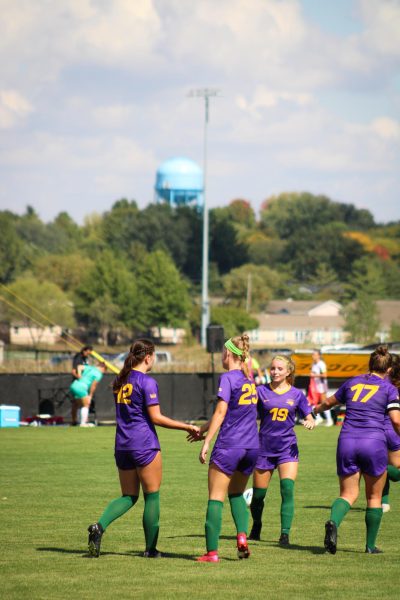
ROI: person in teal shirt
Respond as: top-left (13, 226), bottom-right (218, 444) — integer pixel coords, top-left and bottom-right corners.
top-left (70, 362), bottom-right (107, 426)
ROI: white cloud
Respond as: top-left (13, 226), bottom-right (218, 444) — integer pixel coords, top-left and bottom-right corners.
top-left (357, 0), bottom-right (400, 58)
top-left (370, 117), bottom-right (400, 140)
top-left (0, 0), bottom-right (399, 223)
top-left (0, 0), bottom-right (162, 89)
top-left (0, 90), bottom-right (33, 128)
top-left (0, 131), bottom-right (156, 172)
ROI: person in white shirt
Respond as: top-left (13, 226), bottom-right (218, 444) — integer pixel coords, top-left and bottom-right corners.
top-left (310, 350), bottom-right (333, 426)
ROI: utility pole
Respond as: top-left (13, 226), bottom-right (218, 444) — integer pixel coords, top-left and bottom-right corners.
top-left (188, 88), bottom-right (220, 347)
top-left (246, 272), bottom-right (252, 313)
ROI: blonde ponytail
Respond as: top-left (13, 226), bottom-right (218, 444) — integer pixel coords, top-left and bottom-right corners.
top-left (230, 333), bottom-right (251, 378)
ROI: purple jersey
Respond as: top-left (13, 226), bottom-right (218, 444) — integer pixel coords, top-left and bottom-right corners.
top-left (257, 384), bottom-right (312, 456)
top-left (114, 370), bottom-right (161, 452)
top-left (384, 414), bottom-right (400, 451)
top-left (214, 370), bottom-right (259, 450)
top-left (335, 373), bottom-right (400, 440)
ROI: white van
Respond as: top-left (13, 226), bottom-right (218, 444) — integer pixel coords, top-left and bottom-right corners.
top-left (113, 350), bottom-right (172, 369)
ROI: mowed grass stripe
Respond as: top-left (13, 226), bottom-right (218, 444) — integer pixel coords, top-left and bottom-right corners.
top-left (0, 426), bottom-right (398, 599)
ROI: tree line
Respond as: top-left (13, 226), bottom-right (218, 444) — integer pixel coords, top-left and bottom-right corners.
top-left (0, 193), bottom-right (399, 344)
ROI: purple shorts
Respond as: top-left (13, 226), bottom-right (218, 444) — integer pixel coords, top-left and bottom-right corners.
top-left (336, 436), bottom-right (387, 477)
top-left (256, 443), bottom-right (299, 471)
top-left (210, 447), bottom-right (258, 477)
top-left (385, 425), bottom-right (400, 453)
top-left (115, 448), bottom-right (159, 470)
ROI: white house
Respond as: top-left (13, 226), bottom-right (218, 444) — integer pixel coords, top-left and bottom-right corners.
top-left (10, 323), bottom-right (62, 345)
top-left (249, 300), bottom-right (345, 346)
top-left (249, 299), bottom-right (400, 347)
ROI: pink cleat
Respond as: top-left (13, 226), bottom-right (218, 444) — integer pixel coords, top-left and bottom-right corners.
top-left (237, 533), bottom-right (250, 559)
top-left (197, 551), bottom-right (220, 563)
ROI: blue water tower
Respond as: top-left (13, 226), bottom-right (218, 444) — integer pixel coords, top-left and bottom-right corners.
top-left (155, 157), bottom-right (203, 208)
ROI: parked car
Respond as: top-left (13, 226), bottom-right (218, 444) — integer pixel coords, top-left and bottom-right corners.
top-left (361, 341), bottom-right (400, 352)
top-left (112, 350), bottom-right (172, 370)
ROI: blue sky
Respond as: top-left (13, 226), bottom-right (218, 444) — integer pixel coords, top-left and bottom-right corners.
top-left (0, 0), bottom-right (399, 224)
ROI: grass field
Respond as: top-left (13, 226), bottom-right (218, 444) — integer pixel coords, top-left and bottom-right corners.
top-left (1, 425), bottom-right (399, 600)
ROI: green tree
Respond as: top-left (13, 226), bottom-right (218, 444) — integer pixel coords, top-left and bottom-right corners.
top-left (0, 212), bottom-right (24, 283)
top-left (246, 232), bottom-right (286, 267)
top-left (227, 199), bottom-right (256, 228)
top-left (210, 207), bottom-right (249, 274)
top-left (308, 263), bottom-right (342, 300)
top-left (343, 256), bottom-right (385, 343)
top-left (45, 212), bottom-right (82, 253)
top-left (210, 306), bottom-right (259, 339)
top-left (344, 257), bottom-right (386, 301)
top-left (344, 295), bottom-right (380, 344)
top-left (136, 250), bottom-right (190, 331)
top-left (101, 199), bottom-right (140, 254)
top-left (3, 276), bottom-right (75, 343)
top-left (260, 192), bottom-right (375, 237)
top-left (390, 321), bottom-right (400, 341)
top-left (137, 204), bottom-right (201, 277)
top-left (75, 250), bottom-right (140, 330)
top-left (222, 264), bottom-right (283, 311)
top-left (259, 193), bottom-right (369, 280)
top-left (381, 261), bottom-right (400, 299)
top-left (89, 294), bottom-right (122, 345)
top-left (32, 253), bottom-right (95, 294)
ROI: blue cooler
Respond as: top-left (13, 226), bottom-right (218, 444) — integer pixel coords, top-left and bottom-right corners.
top-left (0, 405), bottom-right (21, 428)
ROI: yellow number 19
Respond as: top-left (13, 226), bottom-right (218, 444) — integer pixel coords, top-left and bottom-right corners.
top-left (270, 407), bottom-right (289, 421)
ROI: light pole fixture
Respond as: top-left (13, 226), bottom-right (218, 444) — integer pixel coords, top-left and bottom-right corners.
top-left (188, 87), bottom-right (220, 347)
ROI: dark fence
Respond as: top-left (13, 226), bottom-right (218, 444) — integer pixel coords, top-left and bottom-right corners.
top-left (0, 373), bottom-right (220, 423)
top-left (0, 373), bottom-right (347, 425)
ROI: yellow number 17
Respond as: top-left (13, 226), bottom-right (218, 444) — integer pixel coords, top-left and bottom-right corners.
top-left (350, 384), bottom-right (379, 403)
top-left (238, 383), bottom-right (257, 405)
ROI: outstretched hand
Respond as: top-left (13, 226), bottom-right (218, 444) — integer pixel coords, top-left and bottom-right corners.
top-left (186, 429), bottom-right (205, 443)
top-left (186, 424), bottom-right (200, 439)
top-left (303, 418), bottom-right (315, 430)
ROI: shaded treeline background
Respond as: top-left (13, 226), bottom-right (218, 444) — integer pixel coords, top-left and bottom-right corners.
top-left (1, 192), bottom-right (400, 343)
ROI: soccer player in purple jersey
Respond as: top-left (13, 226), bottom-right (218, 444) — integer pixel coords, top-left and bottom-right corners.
top-left (313, 346), bottom-right (400, 554)
top-left (248, 355), bottom-right (314, 546)
top-left (382, 354), bottom-right (400, 512)
top-left (87, 339), bottom-right (199, 558)
top-left (191, 334), bottom-right (259, 563)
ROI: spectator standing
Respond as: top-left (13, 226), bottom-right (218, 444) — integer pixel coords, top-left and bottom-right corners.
top-left (309, 349), bottom-right (333, 426)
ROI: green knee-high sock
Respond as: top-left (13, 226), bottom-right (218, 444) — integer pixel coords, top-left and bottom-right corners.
top-left (330, 498), bottom-right (351, 527)
top-left (98, 495), bottom-right (138, 530)
top-left (365, 507), bottom-right (383, 550)
top-left (229, 493), bottom-right (249, 534)
top-left (250, 487), bottom-right (267, 525)
top-left (382, 475), bottom-right (390, 504)
top-left (143, 491), bottom-right (160, 552)
top-left (205, 500), bottom-right (223, 552)
top-left (387, 465), bottom-right (400, 482)
top-left (280, 479), bottom-right (295, 534)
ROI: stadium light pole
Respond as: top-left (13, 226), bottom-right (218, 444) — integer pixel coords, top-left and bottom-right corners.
top-left (188, 88), bottom-right (220, 347)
